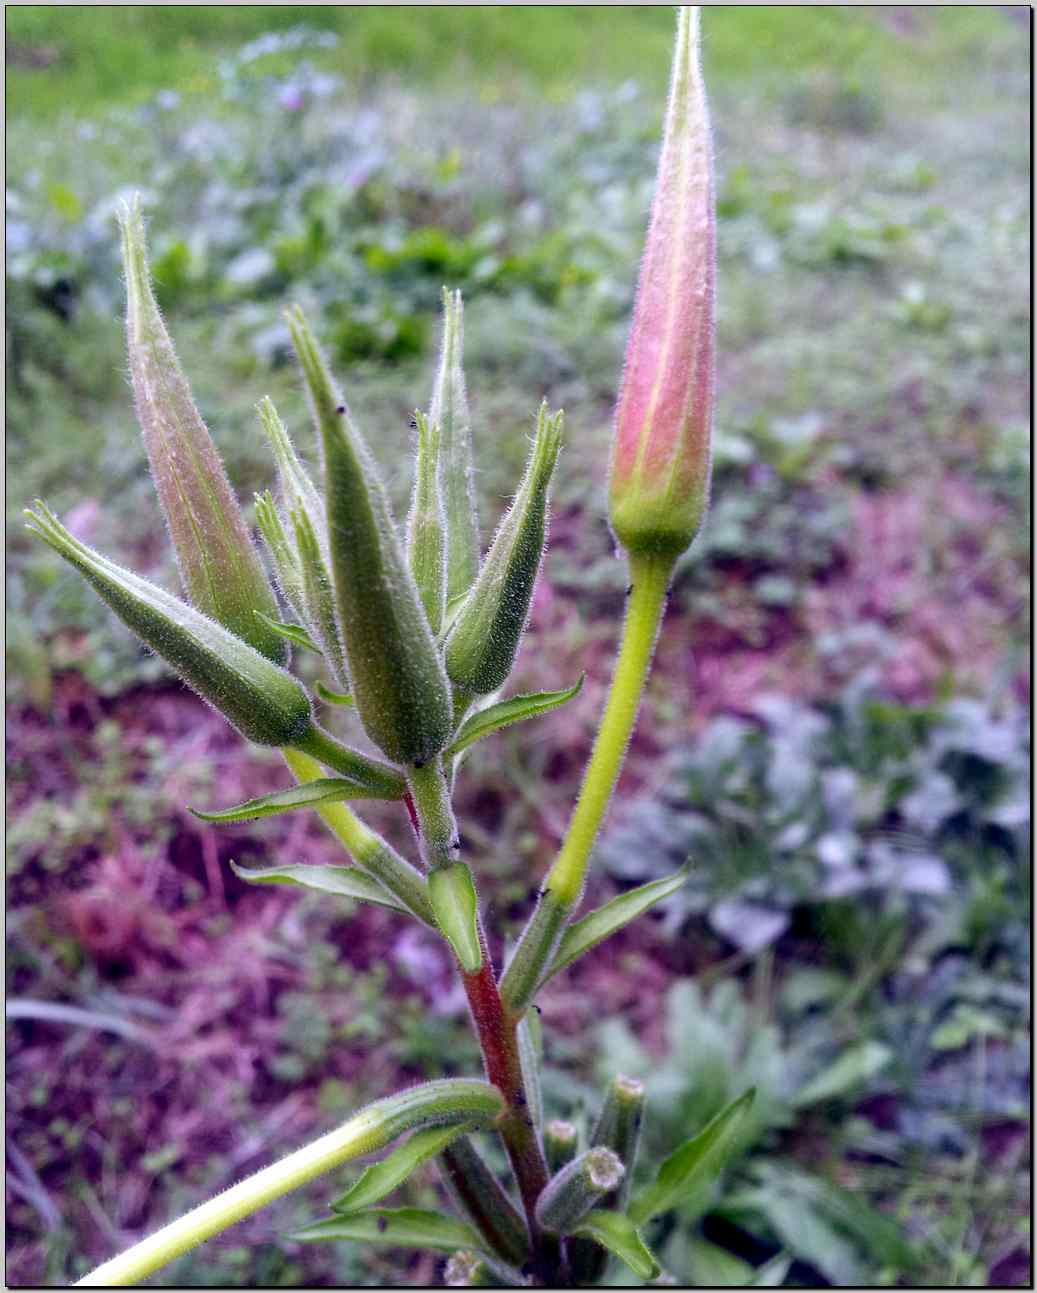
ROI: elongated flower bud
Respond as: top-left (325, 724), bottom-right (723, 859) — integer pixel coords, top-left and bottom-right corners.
top-left (445, 405), bottom-right (563, 696)
top-left (609, 6), bottom-right (715, 563)
top-left (255, 490), bottom-right (305, 619)
top-left (544, 1120), bottom-right (579, 1175)
top-left (406, 411), bottom-right (447, 634)
top-left (118, 198), bottom-right (285, 662)
top-left (291, 507), bottom-right (349, 691)
top-left (26, 503), bottom-right (313, 748)
top-left (589, 1075), bottom-right (644, 1211)
top-left (288, 307), bottom-right (453, 767)
top-left (431, 288), bottom-right (480, 608)
top-left (258, 396), bottom-right (327, 554)
top-left (535, 1147), bottom-right (625, 1236)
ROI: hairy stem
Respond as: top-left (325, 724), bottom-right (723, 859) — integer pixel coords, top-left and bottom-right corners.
top-left (546, 552), bottom-right (672, 907)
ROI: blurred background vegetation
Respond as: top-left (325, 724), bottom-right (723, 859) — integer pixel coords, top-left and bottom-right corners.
top-left (6, 5), bottom-right (1030, 1287)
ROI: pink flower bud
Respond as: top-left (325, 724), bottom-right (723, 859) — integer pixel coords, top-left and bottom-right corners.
top-left (609, 6), bottom-right (715, 563)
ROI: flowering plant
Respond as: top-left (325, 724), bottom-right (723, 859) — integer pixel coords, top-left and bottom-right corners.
top-left (28, 9), bottom-right (753, 1287)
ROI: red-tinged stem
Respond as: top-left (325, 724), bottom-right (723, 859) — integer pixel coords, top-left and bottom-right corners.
top-left (459, 925), bottom-right (564, 1285)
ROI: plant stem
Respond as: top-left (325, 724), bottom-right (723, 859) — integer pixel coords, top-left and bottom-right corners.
top-left (459, 935), bottom-right (562, 1284)
top-left (546, 552), bottom-right (672, 907)
top-left (75, 1081), bottom-right (503, 1286)
top-left (407, 756), bottom-right (459, 869)
top-left (499, 553), bottom-right (672, 1014)
top-left (282, 749), bottom-right (435, 925)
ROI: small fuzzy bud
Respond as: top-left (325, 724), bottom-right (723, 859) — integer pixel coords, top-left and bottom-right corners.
top-left (430, 288), bottom-right (480, 608)
top-left (287, 306), bottom-right (452, 767)
top-left (590, 1075), bottom-right (645, 1210)
top-left (544, 1120), bottom-right (579, 1175)
top-left (444, 1251), bottom-right (492, 1288)
top-left (26, 503), bottom-right (313, 749)
top-left (609, 6), bottom-right (715, 563)
top-left (118, 197), bottom-right (285, 662)
top-left (445, 404), bottom-right (563, 695)
top-left (535, 1147), bottom-right (625, 1236)
top-left (406, 411), bottom-right (447, 634)
top-left (570, 1075), bottom-right (647, 1283)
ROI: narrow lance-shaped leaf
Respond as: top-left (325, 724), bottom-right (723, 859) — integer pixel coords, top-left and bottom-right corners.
top-left (628, 1088), bottom-right (755, 1226)
top-left (291, 507), bottom-right (350, 690)
top-left (446, 676), bottom-right (584, 757)
top-left (541, 864), bottom-right (692, 987)
top-left (406, 411), bottom-right (447, 634)
top-left (254, 492), bottom-right (306, 621)
top-left (288, 306), bottom-right (453, 767)
top-left (254, 609), bottom-right (322, 656)
top-left (291, 1208), bottom-right (482, 1253)
top-left (570, 1210), bottom-right (660, 1282)
top-left (25, 503), bottom-right (313, 749)
top-left (229, 861), bottom-right (409, 914)
top-left (118, 197), bottom-right (285, 662)
top-left (430, 287), bottom-right (480, 606)
top-left (191, 778), bottom-right (394, 824)
top-left (331, 1122), bottom-right (476, 1213)
top-left (445, 403), bottom-right (563, 697)
top-left (429, 862), bottom-right (482, 973)
top-left (315, 680), bottom-right (354, 706)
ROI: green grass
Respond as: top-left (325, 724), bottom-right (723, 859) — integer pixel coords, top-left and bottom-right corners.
top-left (7, 5), bottom-right (1020, 121)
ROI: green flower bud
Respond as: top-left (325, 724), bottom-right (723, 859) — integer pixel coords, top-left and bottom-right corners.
top-left (534, 1147), bottom-right (625, 1236)
top-left (406, 412), bottom-right (447, 635)
top-left (291, 507), bottom-right (349, 692)
top-left (258, 396), bottom-right (327, 555)
top-left (287, 306), bottom-right (453, 767)
top-left (445, 404), bottom-right (563, 696)
top-left (118, 197), bottom-right (285, 663)
top-left (430, 288), bottom-right (480, 609)
top-left (544, 1120), bottom-right (579, 1175)
top-left (589, 1075), bottom-right (645, 1211)
top-left (25, 503), bottom-right (312, 748)
top-left (255, 490), bottom-right (305, 619)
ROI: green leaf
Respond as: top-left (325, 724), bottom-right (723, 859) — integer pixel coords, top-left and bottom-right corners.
top-left (192, 778), bottom-right (387, 824)
top-left (290, 1207), bottom-right (482, 1252)
top-left (628, 1088), bottom-right (755, 1226)
top-left (229, 861), bottom-right (408, 913)
top-left (446, 676), bottom-right (584, 756)
top-left (255, 611), bottom-right (323, 655)
top-left (541, 865), bottom-right (691, 987)
top-left (571, 1210), bottom-right (659, 1281)
top-left (753, 1162), bottom-right (918, 1270)
top-left (429, 862), bottom-right (483, 973)
top-left (792, 1041), bottom-right (893, 1108)
top-left (316, 680), bottom-right (354, 706)
top-left (331, 1123), bottom-right (475, 1214)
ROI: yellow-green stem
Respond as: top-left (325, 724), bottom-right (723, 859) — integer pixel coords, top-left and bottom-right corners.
top-left (546, 553), bottom-right (672, 908)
